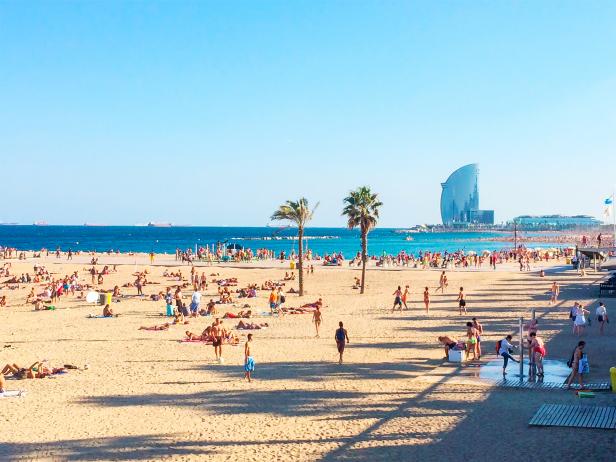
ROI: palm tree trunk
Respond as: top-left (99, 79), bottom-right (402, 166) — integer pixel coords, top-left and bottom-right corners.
top-left (298, 227), bottom-right (304, 296)
top-left (360, 231), bottom-right (367, 294)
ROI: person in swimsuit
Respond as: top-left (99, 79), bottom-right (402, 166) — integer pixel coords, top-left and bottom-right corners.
top-left (549, 281), bottom-right (560, 305)
top-left (438, 336), bottom-right (457, 358)
top-left (335, 322), bottom-right (349, 364)
top-left (529, 332), bottom-right (546, 377)
top-left (566, 341), bottom-right (587, 389)
top-left (423, 287), bottom-right (430, 314)
top-left (401, 285), bottom-right (410, 310)
top-left (211, 318), bottom-right (224, 363)
top-left (244, 333), bottom-right (255, 382)
top-left (392, 286), bottom-right (403, 312)
top-left (465, 322), bottom-right (478, 360)
top-left (436, 271), bottom-right (447, 293)
top-left (472, 317), bottom-right (483, 358)
top-left (457, 287), bottom-right (467, 315)
top-left (312, 306), bottom-right (323, 338)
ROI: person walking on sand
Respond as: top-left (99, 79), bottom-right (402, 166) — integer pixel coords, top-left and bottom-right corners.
top-left (498, 335), bottom-right (518, 376)
top-left (402, 285), bottom-right (410, 310)
top-left (549, 281), bottom-right (560, 305)
top-left (335, 322), bottom-right (349, 364)
top-left (596, 302), bottom-right (608, 335)
top-left (457, 287), bottom-right (467, 315)
top-left (436, 271), bottom-right (447, 293)
top-left (566, 341), bottom-right (588, 389)
top-left (573, 304), bottom-right (589, 336)
top-left (392, 286), bottom-right (403, 312)
top-left (423, 287), bottom-right (430, 314)
top-left (312, 305), bottom-right (323, 338)
top-left (244, 333), bottom-right (255, 382)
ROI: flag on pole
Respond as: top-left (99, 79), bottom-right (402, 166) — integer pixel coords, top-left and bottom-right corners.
top-left (605, 195), bottom-right (615, 218)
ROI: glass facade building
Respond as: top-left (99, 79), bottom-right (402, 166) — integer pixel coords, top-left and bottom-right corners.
top-left (440, 164), bottom-right (493, 225)
top-left (512, 215), bottom-right (602, 230)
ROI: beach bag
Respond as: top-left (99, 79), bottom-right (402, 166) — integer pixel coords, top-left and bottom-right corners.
top-left (280, 295), bottom-right (286, 304)
top-left (580, 355), bottom-right (590, 374)
top-left (495, 340), bottom-right (502, 356)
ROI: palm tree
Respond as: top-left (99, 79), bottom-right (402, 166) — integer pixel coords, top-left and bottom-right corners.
top-left (342, 186), bottom-right (382, 294)
top-left (271, 198), bottom-right (318, 296)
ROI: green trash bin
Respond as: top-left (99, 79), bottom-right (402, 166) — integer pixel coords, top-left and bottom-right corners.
top-left (611, 367), bottom-right (616, 393)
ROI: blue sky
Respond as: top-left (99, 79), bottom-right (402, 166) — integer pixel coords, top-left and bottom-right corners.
top-left (1, 1), bottom-right (615, 226)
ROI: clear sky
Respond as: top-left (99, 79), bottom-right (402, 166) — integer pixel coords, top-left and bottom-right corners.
top-left (1, 1), bottom-right (615, 226)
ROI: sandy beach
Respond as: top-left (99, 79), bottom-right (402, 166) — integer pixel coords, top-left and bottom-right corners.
top-left (1, 254), bottom-right (615, 461)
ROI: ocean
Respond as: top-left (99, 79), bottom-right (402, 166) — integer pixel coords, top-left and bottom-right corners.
top-left (0, 226), bottom-right (562, 257)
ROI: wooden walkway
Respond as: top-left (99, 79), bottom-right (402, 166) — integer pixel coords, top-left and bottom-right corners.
top-left (529, 404), bottom-right (616, 429)
top-left (492, 380), bottom-right (611, 391)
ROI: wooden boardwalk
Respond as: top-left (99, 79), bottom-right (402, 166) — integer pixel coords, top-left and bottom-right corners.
top-left (492, 380), bottom-right (611, 391)
top-left (529, 404), bottom-right (616, 429)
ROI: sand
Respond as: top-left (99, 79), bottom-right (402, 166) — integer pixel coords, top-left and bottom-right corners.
top-left (1, 253), bottom-right (615, 461)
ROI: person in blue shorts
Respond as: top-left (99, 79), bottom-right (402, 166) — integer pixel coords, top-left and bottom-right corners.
top-left (244, 334), bottom-right (255, 382)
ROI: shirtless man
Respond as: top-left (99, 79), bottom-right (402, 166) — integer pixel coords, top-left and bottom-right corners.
top-left (211, 318), bottom-right (224, 363)
top-left (438, 335), bottom-right (457, 358)
top-left (244, 334), bottom-right (255, 382)
top-left (312, 305), bottom-right (323, 337)
top-left (457, 287), bottom-right (467, 315)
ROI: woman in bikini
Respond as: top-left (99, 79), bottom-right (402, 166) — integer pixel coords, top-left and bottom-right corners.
top-left (423, 287), bottom-right (430, 314)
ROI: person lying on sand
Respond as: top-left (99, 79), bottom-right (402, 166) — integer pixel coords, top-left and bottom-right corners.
top-left (2, 362), bottom-right (65, 379)
top-left (300, 298), bottom-right (323, 309)
top-left (223, 310), bottom-right (252, 319)
top-left (139, 323), bottom-right (170, 331)
top-left (236, 320), bottom-right (268, 330)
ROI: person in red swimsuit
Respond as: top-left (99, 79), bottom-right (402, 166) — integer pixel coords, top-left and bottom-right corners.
top-left (529, 332), bottom-right (546, 377)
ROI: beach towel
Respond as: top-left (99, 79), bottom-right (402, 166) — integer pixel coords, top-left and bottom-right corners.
top-left (0, 390), bottom-right (26, 398)
top-left (87, 314), bottom-right (115, 319)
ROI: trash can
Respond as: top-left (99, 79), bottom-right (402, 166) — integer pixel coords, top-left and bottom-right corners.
top-left (290, 261), bottom-right (296, 270)
top-left (105, 292), bottom-right (112, 305)
top-left (610, 367), bottom-right (616, 392)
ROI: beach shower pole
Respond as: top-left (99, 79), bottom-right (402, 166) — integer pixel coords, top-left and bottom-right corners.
top-left (519, 317), bottom-right (524, 379)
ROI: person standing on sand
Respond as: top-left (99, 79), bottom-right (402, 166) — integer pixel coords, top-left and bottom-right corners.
top-left (402, 285), bottom-right (410, 310)
top-left (312, 306), bottom-right (323, 337)
top-left (549, 281), bottom-right (560, 305)
top-left (423, 287), bottom-right (430, 314)
top-left (212, 318), bottom-right (224, 363)
top-left (335, 322), bottom-right (349, 364)
top-left (149, 252), bottom-right (155, 264)
top-left (244, 334), bottom-right (254, 382)
top-left (392, 286), bottom-right (403, 312)
top-left (465, 322), bottom-right (478, 361)
top-left (472, 317), bottom-right (483, 358)
top-left (457, 287), bottom-right (467, 315)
